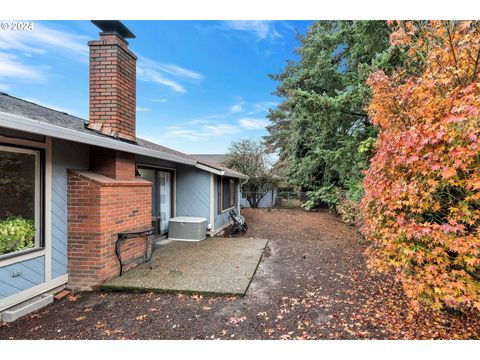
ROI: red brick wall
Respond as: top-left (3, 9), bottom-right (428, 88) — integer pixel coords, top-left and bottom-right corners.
top-left (67, 170), bottom-right (152, 290)
top-left (90, 147), bottom-right (136, 181)
top-left (87, 33), bottom-right (137, 141)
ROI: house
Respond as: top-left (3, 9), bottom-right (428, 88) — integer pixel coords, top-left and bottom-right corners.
top-left (241, 190), bottom-right (278, 208)
top-left (191, 154), bottom-right (227, 165)
top-left (0, 20), bottom-right (247, 316)
top-left (192, 153), bottom-right (277, 208)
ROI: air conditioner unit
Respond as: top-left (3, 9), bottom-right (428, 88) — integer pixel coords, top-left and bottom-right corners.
top-left (168, 217), bottom-right (207, 241)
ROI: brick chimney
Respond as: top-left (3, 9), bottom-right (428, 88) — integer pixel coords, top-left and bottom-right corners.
top-left (67, 22), bottom-right (152, 291)
top-left (88, 21), bottom-right (137, 141)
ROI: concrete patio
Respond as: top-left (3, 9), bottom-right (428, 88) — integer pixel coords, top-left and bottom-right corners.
top-left (102, 237), bottom-right (268, 296)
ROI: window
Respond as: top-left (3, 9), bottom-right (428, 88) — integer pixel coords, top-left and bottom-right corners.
top-left (0, 144), bottom-right (43, 258)
top-left (219, 176), bottom-right (237, 212)
top-left (138, 166), bottom-right (174, 237)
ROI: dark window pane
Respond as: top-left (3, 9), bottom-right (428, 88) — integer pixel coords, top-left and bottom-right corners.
top-left (0, 148), bottom-right (37, 256)
top-left (222, 177), bottom-right (235, 210)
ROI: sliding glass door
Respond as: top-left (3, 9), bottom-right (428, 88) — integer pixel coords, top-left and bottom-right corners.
top-left (138, 167), bottom-right (174, 238)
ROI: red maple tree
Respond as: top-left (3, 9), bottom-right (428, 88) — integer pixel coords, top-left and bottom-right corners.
top-left (361, 21), bottom-right (480, 312)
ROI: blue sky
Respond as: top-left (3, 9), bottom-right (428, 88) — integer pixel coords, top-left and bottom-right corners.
top-left (0, 20), bottom-right (312, 153)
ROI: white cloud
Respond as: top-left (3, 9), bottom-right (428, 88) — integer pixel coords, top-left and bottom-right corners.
top-left (156, 63), bottom-right (203, 80)
top-left (151, 98), bottom-right (168, 103)
top-left (0, 52), bottom-right (46, 81)
top-left (202, 124), bottom-right (240, 136)
top-left (137, 57), bottom-right (203, 94)
top-left (230, 104), bottom-right (243, 113)
top-left (238, 117), bottom-right (269, 130)
top-left (188, 119), bottom-right (216, 125)
top-left (0, 21), bottom-right (203, 95)
top-left (164, 122), bottom-right (241, 141)
top-left (0, 22), bottom-right (89, 89)
top-left (166, 129), bottom-right (202, 141)
top-left (136, 107), bottom-right (150, 112)
top-left (139, 57), bottom-right (203, 80)
top-left (230, 102), bottom-right (244, 113)
top-left (137, 66), bottom-right (186, 94)
top-left (0, 22), bottom-right (88, 60)
top-left (222, 21), bottom-right (281, 40)
top-left (187, 113), bottom-right (227, 125)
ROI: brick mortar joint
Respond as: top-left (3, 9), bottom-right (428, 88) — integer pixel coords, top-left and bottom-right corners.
top-left (68, 170), bottom-right (152, 187)
top-left (88, 41), bottom-right (137, 61)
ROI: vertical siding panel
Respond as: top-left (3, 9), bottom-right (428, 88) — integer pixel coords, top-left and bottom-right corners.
top-left (176, 167), bottom-right (211, 220)
top-left (135, 155), bottom-right (214, 226)
top-left (51, 139), bottom-right (89, 279)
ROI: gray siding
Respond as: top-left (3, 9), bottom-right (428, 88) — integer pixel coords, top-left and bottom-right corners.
top-left (51, 138), bottom-right (89, 279)
top-left (0, 256), bottom-right (45, 299)
top-left (135, 155), bottom-right (241, 233)
top-left (176, 166), bottom-right (210, 220)
top-left (136, 155), bottom-right (212, 224)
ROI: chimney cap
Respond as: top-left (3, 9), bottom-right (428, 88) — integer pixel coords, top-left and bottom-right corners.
top-left (91, 20), bottom-right (136, 39)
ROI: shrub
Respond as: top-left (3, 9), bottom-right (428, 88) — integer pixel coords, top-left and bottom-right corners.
top-left (345, 178), bottom-right (364, 203)
top-left (336, 198), bottom-right (361, 227)
top-left (302, 185), bottom-right (342, 211)
top-left (362, 21), bottom-right (480, 312)
top-left (0, 217), bottom-right (35, 255)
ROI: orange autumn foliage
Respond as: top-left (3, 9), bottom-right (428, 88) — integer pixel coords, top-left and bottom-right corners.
top-left (361, 21), bottom-right (480, 312)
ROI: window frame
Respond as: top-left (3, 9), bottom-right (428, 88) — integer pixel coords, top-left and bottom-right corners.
top-left (0, 142), bottom-right (45, 261)
top-left (218, 176), bottom-right (238, 213)
top-left (137, 165), bottom-right (176, 239)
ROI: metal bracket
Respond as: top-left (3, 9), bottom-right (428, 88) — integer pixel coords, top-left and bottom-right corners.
top-left (115, 228), bottom-right (155, 276)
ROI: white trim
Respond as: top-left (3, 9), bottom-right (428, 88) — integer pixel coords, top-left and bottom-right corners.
top-left (0, 114), bottom-right (248, 179)
top-left (195, 162), bottom-right (248, 180)
top-left (137, 165), bottom-right (176, 235)
top-left (34, 147), bottom-right (41, 248)
top-left (221, 205), bottom-right (236, 214)
top-left (219, 177), bottom-right (237, 213)
top-left (209, 174), bottom-right (215, 231)
top-left (196, 162), bottom-right (223, 176)
top-left (0, 274), bottom-right (68, 312)
top-left (0, 138), bottom-right (49, 265)
top-left (0, 144), bottom-right (41, 155)
top-left (0, 250), bottom-right (45, 267)
top-left (209, 221), bottom-right (231, 237)
top-left (168, 237), bottom-right (206, 242)
top-left (0, 135), bottom-right (46, 149)
top-left (0, 111), bottom-right (196, 166)
top-left (136, 162), bottom-right (177, 217)
top-left (44, 137), bottom-right (52, 282)
top-left (173, 169), bottom-right (177, 217)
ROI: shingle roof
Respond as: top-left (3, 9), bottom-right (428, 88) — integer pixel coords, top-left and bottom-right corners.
top-left (137, 139), bottom-right (245, 178)
top-left (190, 154), bottom-right (227, 165)
top-left (0, 92), bottom-right (247, 179)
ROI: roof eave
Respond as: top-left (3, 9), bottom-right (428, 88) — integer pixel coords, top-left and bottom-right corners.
top-left (0, 111), bottom-right (196, 166)
top-left (195, 162), bottom-right (248, 180)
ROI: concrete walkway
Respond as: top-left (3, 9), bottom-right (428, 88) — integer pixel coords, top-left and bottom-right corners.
top-left (103, 237), bottom-right (268, 296)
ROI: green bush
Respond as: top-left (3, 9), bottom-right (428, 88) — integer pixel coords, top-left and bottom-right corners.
top-left (302, 185), bottom-right (342, 211)
top-left (0, 217), bottom-right (35, 255)
top-left (345, 178), bottom-right (364, 202)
